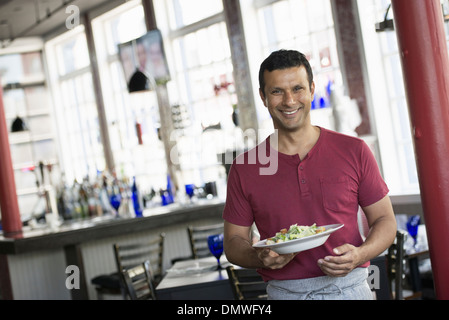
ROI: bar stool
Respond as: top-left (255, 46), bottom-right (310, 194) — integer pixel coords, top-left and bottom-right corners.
top-left (226, 266), bottom-right (267, 300)
top-left (170, 223), bottom-right (224, 265)
top-left (188, 223), bottom-right (224, 259)
top-left (91, 232), bottom-right (165, 299)
top-left (122, 260), bottom-right (157, 300)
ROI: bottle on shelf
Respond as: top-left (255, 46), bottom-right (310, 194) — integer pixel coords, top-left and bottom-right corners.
top-left (166, 174), bottom-right (175, 204)
top-left (56, 173), bottom-right (73, 220)
top-left (71, 180), bottom-right (82, 220)
top-left (131, 176), bottom-right (143, 217)
top-left (110, 177), bottom-right (123, 217)
top-left (116, 176), bottom-right (133, 218)
top-left (99, 175), bottom-right (113, 215)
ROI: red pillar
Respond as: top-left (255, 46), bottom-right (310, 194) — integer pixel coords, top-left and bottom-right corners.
top-left (391, 0), bottom-right (449, 299)
top-left (0, 82), bottom-right (22, 236)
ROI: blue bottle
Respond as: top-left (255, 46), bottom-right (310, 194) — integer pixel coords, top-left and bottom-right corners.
top-left (166, 175), bottom-right (174, 204)
top-left (132, 176), bottom-right (143, 217)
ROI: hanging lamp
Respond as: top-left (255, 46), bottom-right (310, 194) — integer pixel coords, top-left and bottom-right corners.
top-left (128, 68), bottom-right (150, 93)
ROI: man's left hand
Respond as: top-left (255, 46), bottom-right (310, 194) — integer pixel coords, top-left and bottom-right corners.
top-left (317, 244), bottom-right (362, 277)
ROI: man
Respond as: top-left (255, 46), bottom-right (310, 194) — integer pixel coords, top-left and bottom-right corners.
top-left (222, 50), bottom-right (396, 299)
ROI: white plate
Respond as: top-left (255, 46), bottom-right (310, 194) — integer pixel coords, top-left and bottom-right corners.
top-left (252, 224), bottom-right (344, 254)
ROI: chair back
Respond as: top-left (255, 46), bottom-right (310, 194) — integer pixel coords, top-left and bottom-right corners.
top-left (122, 260), bottom-right (156, 300)
top-left (188, 223), bottom-right (223, 259)
top-left (226, 266), bottom-right (268, 300)
top-left (387, 230), bottom-right (407, 299)
top-left (114, 232), bottom-right (165, 284)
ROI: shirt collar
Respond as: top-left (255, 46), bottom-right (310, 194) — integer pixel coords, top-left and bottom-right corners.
top-left (265, 126), bottom-right (324, 164)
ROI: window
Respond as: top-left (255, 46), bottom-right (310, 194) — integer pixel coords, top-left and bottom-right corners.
top-left (373, 0), bottom-right (419, 193)
top-left (92, 0), bottom-right (168, 193)
top-left (0, 50), bottom-right (57, 221)
top-left (45, 26), bottom-right (104, 183)
top-left (154, 0), bottom-right (233, 189)
top-left (357, 0), bottom-right (419, 194)
top-left (166, 0), bottom-right (223, 29)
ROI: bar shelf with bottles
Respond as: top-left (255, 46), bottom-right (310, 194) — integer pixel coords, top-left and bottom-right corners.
top-left (51, 171), bottom-right (160, 225)
top-left (33, 169), bottom-right (223, 228)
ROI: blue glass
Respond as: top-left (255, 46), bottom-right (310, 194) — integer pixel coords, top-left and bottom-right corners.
top-left (406, 215), bottom-right (420, 247)
top-left (208, 233), bottom-right (224, 270)
top-left (185, 184), bottom-right (195, 202)
top-left (110, 193), bottom-right (121, 213)
top-left (319, 96), bottom-right (326, 108)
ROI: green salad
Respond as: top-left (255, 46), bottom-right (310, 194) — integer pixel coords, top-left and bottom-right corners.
top-left (266, 223), bottom-right (325, 245)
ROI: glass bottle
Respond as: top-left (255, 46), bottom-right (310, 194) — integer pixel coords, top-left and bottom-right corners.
top-left (166, 174), bottom-right (174, 204)
top-left (131, 176), bottom-right (143, 217)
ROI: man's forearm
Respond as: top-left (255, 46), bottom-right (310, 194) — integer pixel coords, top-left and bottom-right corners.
top-left (357, 196), bottom-right (397, 265)
top-left (224, 234), bottom-right (264, 269)
top-left (358, 215), bottom-right (397, 265)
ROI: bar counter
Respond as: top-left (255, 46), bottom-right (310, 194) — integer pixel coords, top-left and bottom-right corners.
top-left (0, 199), bottom-right (225, 300)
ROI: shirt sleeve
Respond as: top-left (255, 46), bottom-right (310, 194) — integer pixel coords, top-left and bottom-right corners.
top-left (222, 162), bottom-right (254, 227)
top-left (358, 141), bottom-right (389, 207)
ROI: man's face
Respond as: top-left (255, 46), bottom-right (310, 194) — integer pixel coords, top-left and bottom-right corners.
top-left (259, 66), bottom-right (315, 133)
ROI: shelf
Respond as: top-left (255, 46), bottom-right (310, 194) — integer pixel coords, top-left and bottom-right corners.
top-left (16, 187), bottom-right (40, 197)
top-left (2, 79), bottom-right (46, 91)
top-left (13, 158), bottom-right (59, 171)
top-left (5, 108), bottom-right (51, 120)
top-left (8, 131), bottom-right (53, 144)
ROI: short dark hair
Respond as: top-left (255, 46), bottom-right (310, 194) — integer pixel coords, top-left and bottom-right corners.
top-left (258, 49), bottom-right (314, 96)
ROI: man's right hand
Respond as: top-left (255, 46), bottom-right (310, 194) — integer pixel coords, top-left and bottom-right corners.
top-left (255, 247), bottom-right (298, 269)
top-left (225, 220), bottom-right (297, 270)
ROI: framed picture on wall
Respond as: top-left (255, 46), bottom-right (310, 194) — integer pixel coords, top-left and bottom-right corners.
top-left (118, 29), bottom-right (171, 87)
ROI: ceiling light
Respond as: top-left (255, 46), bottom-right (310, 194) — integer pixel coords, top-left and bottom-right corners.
top-left (128, 68), bottom-right (150, 93)
top-left (375, 4), bottom-right (394, 32)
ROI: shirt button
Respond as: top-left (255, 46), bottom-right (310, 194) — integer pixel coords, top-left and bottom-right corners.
top-left (299, 165), bottom-right (304, 170)
top-left (301, 179), bottom-right (306, 184)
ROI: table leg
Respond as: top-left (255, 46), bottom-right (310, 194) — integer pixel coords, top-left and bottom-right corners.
top-left (64, 244), bottom-right (89, 300)
top-left (408, 257), bottom-right (422, 293)
top-left (0, 254), bottom-right (13, 299)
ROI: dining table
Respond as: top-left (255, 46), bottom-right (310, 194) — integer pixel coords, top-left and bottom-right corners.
top-left (155, 255), bottom-right (235, 300)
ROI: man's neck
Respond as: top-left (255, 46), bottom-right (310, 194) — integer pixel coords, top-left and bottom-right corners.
top-left (275, 125), bottom-right (321, 160)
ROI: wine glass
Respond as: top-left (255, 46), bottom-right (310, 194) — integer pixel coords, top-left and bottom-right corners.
top-left (110, 192), bottom-right (121, 215)
top-left (208, 233), bottom-right (224, 270)
top-left (185, 184), bottom-right (195, 203)
top-left (406, 215), bottom-right (421, 249)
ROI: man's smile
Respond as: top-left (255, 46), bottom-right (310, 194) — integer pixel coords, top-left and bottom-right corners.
top-left (281, 107), bottom-right (303, 116)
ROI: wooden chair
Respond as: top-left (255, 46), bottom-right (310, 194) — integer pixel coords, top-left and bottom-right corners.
top-left (170, 223), bottom-right (224, 265)
top-left (188, 223), bottom-right (224, 259)
top-left (386, 230), bottom-right (407, 299)
top-left (385, 229), bottom-right (428, 300)
top-left (122, 260), bottom-right (157, 300)
top-left (91, 232), bottom-right (165, 299)
top-left (114, 232), bottom-right (165, 285)
top-left (226, 265), bottom-right (268, 300)
top-left (387, 229), bottom-right (435, 300)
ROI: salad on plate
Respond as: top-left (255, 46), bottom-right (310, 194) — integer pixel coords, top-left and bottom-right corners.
top-left (266, 223), bottom-right (326, 245)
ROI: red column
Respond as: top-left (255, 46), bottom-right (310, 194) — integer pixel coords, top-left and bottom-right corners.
top-left (0, 82), bottom-right (22, 236)
top-left (391, 0), bottom-right (449, 299)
